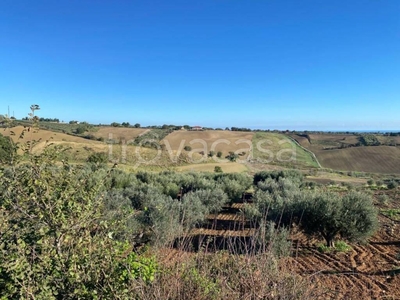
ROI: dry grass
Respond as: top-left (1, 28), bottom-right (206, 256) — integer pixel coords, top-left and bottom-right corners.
top-left (309, 134), bottom-right (359, 145)
top-left (306, 172), bottom-right (368, 185)
top-left (162, 130), bottom-right (254, 157)
top-left (177, 162), bottom-right (248, 173)
top-left (2, 126), bottom-right (101, 145)
top-left (135, 248), bottom-right (317, 300)
top-left (92, 126), bottom-right (148, 141)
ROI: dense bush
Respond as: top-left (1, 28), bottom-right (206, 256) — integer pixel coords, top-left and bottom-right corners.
top-left (0, 133), bottom-right (15, 164)
top-left (359, 134), bottom-right (381, 146)
top-left (253, 169), bottom-right (303, 186)
top-left (86, 151), bottom-right (108, 164)
top-left (0, 148), bottom-right (156, 299)
top-left (214, 166), bottom-right (223, 173)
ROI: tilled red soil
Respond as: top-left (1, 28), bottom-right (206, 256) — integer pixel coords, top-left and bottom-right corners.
top-left (287, 214), bottom-right (400, 299)
top-left (169, 190), bottom-right (400, 299)
top-left (289, 190), bottom-right (400, 299)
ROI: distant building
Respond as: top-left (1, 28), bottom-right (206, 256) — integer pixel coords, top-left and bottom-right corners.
top-left (191, 126), bottom-right (203, 131)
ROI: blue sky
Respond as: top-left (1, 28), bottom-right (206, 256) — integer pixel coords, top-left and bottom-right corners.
top-left (1, 0), bottom-right (399, 130)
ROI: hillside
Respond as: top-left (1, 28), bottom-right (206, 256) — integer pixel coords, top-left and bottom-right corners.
top-left (291, 133), bottom-right (400, 174)
top-left (316, 146), bottom-right (400, 174)
top-left (162, 130), bottom-right (254, 157)
top-left (1, 126), bottom-right (107, 160)
top-left (92, 126), bottom-right (148, 142)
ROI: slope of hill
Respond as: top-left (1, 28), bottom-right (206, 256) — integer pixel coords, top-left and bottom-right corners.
top-left (316, 146), bottom-right (400, 174)
top-left (162, 130), bottom-right (254, 157)
top-left (290, 133), bottom-right (400, 174)
top-left (92, 126), bottom-right (148, 142)
top-left (1, 126), bottom-right (107, 161)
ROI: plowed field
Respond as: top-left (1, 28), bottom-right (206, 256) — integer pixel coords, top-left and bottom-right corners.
top-left (183, 189), bottom-right (400, 298)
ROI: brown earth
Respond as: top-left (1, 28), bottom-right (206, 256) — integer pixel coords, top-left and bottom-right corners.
top-left (315, 146), bottom-right (400, 174)
top-left (178, 189), bottom-right (400, 299)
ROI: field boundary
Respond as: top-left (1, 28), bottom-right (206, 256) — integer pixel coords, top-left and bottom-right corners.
top-left (286, 135), bottom-right (322, 168)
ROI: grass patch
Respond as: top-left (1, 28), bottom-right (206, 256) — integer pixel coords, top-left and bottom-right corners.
top-left (380, 209), bottom-right (400, 220)
top-left (317, 241), bottom-right (352, 253)
top-left (252, 132), bottom-right (319, 168)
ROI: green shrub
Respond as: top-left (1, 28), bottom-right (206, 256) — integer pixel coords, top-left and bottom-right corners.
top-left (317, 241), bottom-right (351, 253)
top-left (387, 181), bottom-right (398, 189)
top-left (87, 151), bottom-right (108, 164)
top-left (225, 151), bottom-right (239, 162)
top-left (0, 148), bottom-right (156, 298)
top-left (214, 166), bottom-right (223, 173)
top-left (377, 194), bottom-right (390, 206)
top-left (335, 240), bottom-right (352, 252)
top-left (0, 133), bottom-right (15, 164)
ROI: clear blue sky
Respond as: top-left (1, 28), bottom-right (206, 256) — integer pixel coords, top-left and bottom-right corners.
top-left (1, 0), bottom-right (399, 130)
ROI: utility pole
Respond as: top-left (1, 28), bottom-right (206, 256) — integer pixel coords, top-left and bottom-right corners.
top-left (8, 105), bottom-right (10, 117)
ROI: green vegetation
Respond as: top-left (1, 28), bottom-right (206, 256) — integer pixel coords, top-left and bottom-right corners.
top-left (246, 172), bottom-right (378, 248)
top-left (0, 148), bottom-right (157, 298)
top-left (214, 166), bottom-right (223, 173)
top-left (225, 151), bottom-right (239, 162)
top-left (380, 208), bottom-right (400, 221)
top-left (0, 133), bottom-right (15, 164)
top-left (133, 129), bottom-right (172, 148)
top-left (252, 132), bottom-right (319, 168)
top-left (87, 151), bottom-right (109, 164)
top-left (317, 241), bottom-right (352, 253)
top-left (1, 108), bottom-right (393, 298)
top-left (387, 181), bottom-right (399, 189)
top-left (359, 134), bottom-right (381, 146)
top-left (300, 191), bottom-right (378, 247)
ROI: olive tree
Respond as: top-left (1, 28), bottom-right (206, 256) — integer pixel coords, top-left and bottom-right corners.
top-left (300, 191), bottom-right (378, 247)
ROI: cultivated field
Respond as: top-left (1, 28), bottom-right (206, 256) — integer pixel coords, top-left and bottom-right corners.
top-left (291, 133), bottom-right (400, 174)
top-left (288, 209), bottom-right (400, 299)
top-left (177, 189), bottom-right (400, 299)
top-left (316, 146), bottom-right (400, 174)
